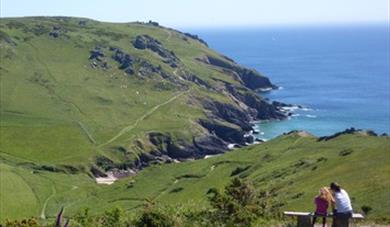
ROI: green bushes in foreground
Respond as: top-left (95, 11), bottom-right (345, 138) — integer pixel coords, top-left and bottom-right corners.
top-left (1, 178), bottom-right (282, 227)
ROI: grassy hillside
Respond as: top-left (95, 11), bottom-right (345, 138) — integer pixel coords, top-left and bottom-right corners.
top-left (0, 17), bottom-right (283, 174)
top-left (1, 132), bottom-right (389, 223)
top-left (1, 17), bottom-right (389, 224)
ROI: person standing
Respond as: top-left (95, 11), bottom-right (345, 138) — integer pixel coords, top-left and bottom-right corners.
top-left (329, 182), bottom-right (353, 227)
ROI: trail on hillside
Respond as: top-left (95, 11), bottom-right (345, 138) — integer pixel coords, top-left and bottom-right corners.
top-left (77, 121), bottom-right (96, 144)
top-left (40, 185), bottom-right (56, 219)
top-left (99, 89), bottom-right (190, 147)
top-left (164, 29), bottom-right (172, 41)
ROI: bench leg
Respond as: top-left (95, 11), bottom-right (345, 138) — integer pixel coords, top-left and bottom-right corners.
top-left (297, 216), bottom-right (312, 227)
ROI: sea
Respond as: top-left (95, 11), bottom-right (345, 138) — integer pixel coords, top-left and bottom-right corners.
top-left (186, 24), bottom-right (390, 140)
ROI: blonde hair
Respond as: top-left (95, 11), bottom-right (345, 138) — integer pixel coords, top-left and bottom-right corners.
top-left (319, 187), bottom-right (334, 203)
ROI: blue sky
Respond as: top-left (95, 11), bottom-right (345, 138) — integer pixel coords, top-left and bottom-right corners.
top-left (1, 0), bottom-right (388, 28)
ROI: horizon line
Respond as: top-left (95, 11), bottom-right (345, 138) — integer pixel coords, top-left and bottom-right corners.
top-left (0, 15), bottom-right (388, 30)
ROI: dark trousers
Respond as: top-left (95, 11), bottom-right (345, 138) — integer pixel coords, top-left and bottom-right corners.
top-left (312, 215), bottom-right (326, 227)
top-left (332, 211), bottom-right (352, 227)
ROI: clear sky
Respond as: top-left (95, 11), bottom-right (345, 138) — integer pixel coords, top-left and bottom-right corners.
top-left (0, 0), bottom-right (389, 28)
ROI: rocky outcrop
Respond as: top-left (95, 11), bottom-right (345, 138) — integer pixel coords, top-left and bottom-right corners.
top-left (201, 100), bottom-right (253, 131)
top-left (132, 35), bottom-right (179, 68)
top-left (49, 25), bottom-right (62, 38)
top-left (193, 135), bottom-right (228, 155)
top-left (238, 68), bottom-right (276, 90)
top-left (138, 60), bottom-right (161, 77)
top-left (89, 47), bottom-right (110, 69)
top-left (88, 46), bottom-right (178, 80)
top-left (197, 55), bottom-right (276, 90)
top-left (147, 20), bottom-right (159, 26)
top-left (90, 166), bottom-right (107, 177)
top-left (180, 72), bottom-right (213, 90)
top-left (317, 128), bottom-right (379, 141)
top-left (183, 32), bottom-right (208, 47)
top-left (225, 84), bottom-right (286, 120)
top-left (90, 48), bottom-right (105, 61)
top-left (146, 132), bottom-right (228, 160)
top-left (110, 47), bottom-right (134, 74)
top-left (199, 119), bottom-right (247, 144)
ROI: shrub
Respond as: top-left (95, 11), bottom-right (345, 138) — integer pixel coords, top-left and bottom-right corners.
top-left (100, 208), bottom-right (124, 227)
top-left (361, 205), bottom-right (373, 215)
top-left (2, 218), bottom-right (39, 227)
top-left (206, 177), bottom-right (276, 226)
top-left (133, 201), bottom-right (179, 227)
top-left (230, 166), bottom-right (251, 177)
top-left (73, 207), bottom-right (130, 227)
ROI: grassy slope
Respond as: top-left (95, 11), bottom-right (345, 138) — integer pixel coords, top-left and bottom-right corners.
top-left (0, 17), bottom-right (241, 221)
top-left (1, 133), bottom-right (389, 222)
top-left (0, 17), bottom-right (389, 223)
top-left (0, 17), bottom-right (230, 169)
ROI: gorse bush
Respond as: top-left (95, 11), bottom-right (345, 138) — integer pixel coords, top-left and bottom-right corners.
top-left (1, 218), bottom-right (39, 227)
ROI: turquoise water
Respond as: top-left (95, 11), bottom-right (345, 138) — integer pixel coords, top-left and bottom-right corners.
top-left (188, 24), bottom-right (390, 139)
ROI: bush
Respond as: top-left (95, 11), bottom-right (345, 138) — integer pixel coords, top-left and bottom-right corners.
top-left (361, 205), bottom-right (373, 215)
top-left (73, 207), bottom-right (130, 227)
top-left (2, 179), bottom-right (280, 227)
top-left (206, 177), bottom-right (277, 226)
top-left (133, 201), bottom-right (179, 227)
top-left (2, 218), bottom-right (39, 227)
top-left (230, 166), bottom-right (251, 177)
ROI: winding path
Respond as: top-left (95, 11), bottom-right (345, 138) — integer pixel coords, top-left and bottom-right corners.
top-left (77, 121), bottom-right (96, 144)
top-left (99, 90), bottom-right (190, 147)
top-left (40, 185), bottom-right (56, 219)
top-left (164, 29), bottom-right (173, 41)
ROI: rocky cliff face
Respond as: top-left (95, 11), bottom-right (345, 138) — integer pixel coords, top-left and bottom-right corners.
top-left (197, 55), bottom-right (277, 90)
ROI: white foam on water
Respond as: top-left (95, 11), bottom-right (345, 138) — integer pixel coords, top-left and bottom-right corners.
top-left (301, 107), bottom-right (313, 111)
top-left (259, 87), bottom-right (273, 92)
top-left (281, 106), bottom-right (300, 112)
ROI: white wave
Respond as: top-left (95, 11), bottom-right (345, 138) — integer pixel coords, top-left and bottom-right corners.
top-left (281, 106), bottom-right (300, 112)
top-left (305, 114), bottom-right (317, 118)
top-left (301, 107), bottom-right (313, 111)
top-left (259, 87), bottom-right (273, 92)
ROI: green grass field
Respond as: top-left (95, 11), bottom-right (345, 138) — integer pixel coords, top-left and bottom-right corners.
top-left (1, 132), bottom-right (389, 222)
top-left (0, 17), bottom-right (389, 224)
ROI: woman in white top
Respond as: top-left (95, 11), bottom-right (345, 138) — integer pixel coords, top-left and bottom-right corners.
top-left (330, 182), bottom-right (353, 226)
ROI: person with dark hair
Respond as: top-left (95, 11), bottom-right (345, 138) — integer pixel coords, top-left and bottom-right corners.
top-left (329, 182), bottom-right (353, 226)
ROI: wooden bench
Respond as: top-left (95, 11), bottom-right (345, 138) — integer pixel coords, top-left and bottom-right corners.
top-left (283, 211), bottom-right (364, 227)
